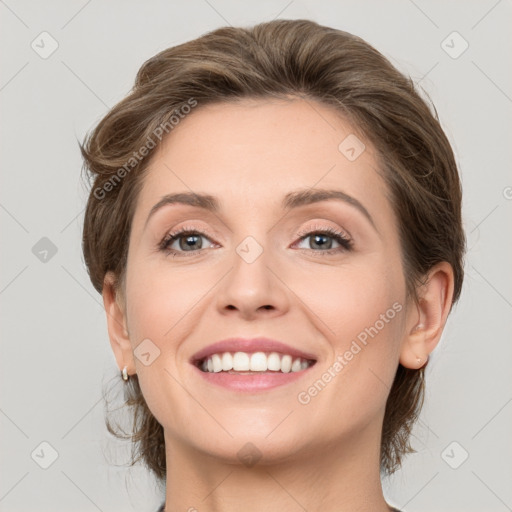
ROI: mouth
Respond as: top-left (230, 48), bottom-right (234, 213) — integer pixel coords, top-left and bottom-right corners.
top-left (190, 337), bottom-right (319, 391)
top-left (194, 351), bottom-right (317, 374)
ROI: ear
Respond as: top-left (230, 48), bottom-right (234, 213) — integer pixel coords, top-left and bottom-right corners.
top-left (102, 271), bottom-right (136, 377)
top-left (400, 262), bottom-right (455, 369)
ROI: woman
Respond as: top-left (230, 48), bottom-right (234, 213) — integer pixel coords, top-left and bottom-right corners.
top-left (80, 19), bottom-right (465, 512)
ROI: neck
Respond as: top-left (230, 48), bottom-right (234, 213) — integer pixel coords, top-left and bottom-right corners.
top-left (162, 421), bottom-right (392, 512)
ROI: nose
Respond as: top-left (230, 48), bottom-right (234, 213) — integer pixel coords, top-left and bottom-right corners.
top-left (215, 242), bottom-right (290, 321)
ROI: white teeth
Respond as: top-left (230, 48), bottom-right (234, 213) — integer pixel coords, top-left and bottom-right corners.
top-left (233, 352), bottom-right (250, 371)
top-left (212, 354), bottom-right (222, 373)
top-left (267, 352), bottom-right (281, 371)
top-left (249, 352), bottom-right (267, 371)
top-left (199, 351), bottom-right (314, 374)
top-left (281, 354), bottom-right (292, 373)
top-left (221, 352), bottom-right (233, 371)
top-left (291, 358), bottom-right (302, 372)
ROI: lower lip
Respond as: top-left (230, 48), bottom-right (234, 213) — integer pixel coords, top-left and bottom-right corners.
top-left (192, 364), bottom-right (316, 392)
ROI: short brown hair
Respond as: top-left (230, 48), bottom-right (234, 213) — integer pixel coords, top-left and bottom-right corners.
top-left (81, 18), bottom-right (465, 479)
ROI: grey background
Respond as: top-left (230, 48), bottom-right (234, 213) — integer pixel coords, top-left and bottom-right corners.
top-left (1, 1), bottom-right (511, 511)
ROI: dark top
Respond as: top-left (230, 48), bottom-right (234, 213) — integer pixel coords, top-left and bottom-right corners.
top-left (157, 504), bottom-right (402, 511)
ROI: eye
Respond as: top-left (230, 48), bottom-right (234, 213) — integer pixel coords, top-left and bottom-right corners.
top-left (293, 225), bottom-right (353, 255)
top-left (158, 224), bottom-right (353, 258)
top-left (159, 227), bottom-right (217, 257)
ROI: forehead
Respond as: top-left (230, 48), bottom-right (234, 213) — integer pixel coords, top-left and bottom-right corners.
top-left (132, 98), bottom-right (393, 228)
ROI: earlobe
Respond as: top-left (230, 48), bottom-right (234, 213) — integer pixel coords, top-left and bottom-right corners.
top-left (102, 271), bottom-right (135, 376)
top-left (399, 262), bottom-right (455, 369)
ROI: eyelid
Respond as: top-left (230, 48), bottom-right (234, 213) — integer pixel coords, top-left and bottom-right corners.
top-left (159, 222), bottom-right (218, 242)
top-left (158, 220), bottom-right (354, 257)
top-left (292, 223), bottom-right (353, 252)
top-left (158, 224), bottom-right (218, 251)
top-left (294, 221), bottom-right (353, 242)
top-left (159, 222), bottom-right (350, 243)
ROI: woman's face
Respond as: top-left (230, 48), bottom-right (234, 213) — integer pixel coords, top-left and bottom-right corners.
top-left (120, 98), bottom-right (414, 463)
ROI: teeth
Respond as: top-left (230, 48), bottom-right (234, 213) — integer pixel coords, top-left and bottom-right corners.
top-left (291, 358), bottom-right (302, 372)
top-left (221, 352), bottom-right (233, 371)
top-left (249, 352), bottom-right (267, 371)
top-left (199, 351), bottom-right (314, 374)
top-left (281, 354), bottom-right (292, 373)
top-left (233, 352), bottom-right (250, 371)
top-left (212, 354), bottom-right (222, 373)
top-left (267, 352), bottom-right (281, 371)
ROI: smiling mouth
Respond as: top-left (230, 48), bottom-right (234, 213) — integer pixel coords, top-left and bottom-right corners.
top-left (195, 351), bottom-right (316, 374)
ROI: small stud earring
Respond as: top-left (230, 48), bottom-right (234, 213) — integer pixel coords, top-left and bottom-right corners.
top-left (121, 366), bottom-right (129, 381)
top-left (416, 355), bottom-right (429, 367)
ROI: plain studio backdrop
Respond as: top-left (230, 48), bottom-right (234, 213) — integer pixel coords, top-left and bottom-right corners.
top-left (0, 1), bottom-right (511, 511)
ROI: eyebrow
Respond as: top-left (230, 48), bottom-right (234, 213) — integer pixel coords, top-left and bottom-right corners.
top-left (144, 188), bottom-right (377, 231)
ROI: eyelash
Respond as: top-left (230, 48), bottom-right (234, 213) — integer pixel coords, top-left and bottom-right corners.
top-left (158, 225), bottom-right (353, 257)
top-left (295, 225), bottom-right (353, 255)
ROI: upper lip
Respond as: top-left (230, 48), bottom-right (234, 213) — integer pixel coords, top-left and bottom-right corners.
top-left (190, 337), bottom-right (318, 365)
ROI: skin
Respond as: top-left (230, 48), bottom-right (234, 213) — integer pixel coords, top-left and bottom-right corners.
top-left (102, 97), bottom-right (454, 512)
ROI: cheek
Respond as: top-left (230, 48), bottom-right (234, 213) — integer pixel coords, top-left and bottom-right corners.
top-left (124, 256), bottom-right (208, 347)
top-left (290, 271), bottom-right (405, 438)
top-left (295, 260), bottom-right (404, 342)
top-left (292, 260), bottom-right (405, 390)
